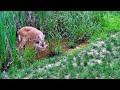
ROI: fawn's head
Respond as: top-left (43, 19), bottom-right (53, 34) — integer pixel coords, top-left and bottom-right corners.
top-left (39, 34), bottom-right (45, 47)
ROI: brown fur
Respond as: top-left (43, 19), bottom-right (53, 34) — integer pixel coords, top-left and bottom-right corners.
top-left (17, 26), bottom-right (45, 49)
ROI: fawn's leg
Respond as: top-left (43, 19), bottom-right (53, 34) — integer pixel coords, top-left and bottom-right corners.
top-left (18, 37), bottom-right (27, 49)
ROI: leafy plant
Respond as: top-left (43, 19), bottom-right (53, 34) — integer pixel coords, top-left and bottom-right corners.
top-left (68, 41), bottom-right (77, 48)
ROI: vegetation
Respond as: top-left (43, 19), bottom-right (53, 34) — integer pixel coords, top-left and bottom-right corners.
top-left (0, 11), bottom-right (120, 79)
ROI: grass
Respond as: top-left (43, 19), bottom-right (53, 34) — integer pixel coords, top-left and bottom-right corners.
top-left (1, 11), bottom-right (120, 79)
top-left (0, 12), bottom-right (17, 73)
top-left (4, 32), bottom-right (120, 79)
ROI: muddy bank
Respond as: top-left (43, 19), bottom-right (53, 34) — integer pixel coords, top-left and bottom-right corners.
top-left (17, 38), bottom-right (90, 60)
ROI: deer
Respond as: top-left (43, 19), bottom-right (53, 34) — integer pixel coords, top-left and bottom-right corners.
top-left (16, 26), bottom-right (48, 51)
top-left (34, 42), bottom-right (49, 54)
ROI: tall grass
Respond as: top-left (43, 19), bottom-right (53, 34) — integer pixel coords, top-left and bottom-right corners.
top-left (38, 11), bottom-right (105, 53)
top-left (14, 11), bottom-right (26, 28)
top-left (0, 11), bottom-right (36, 78)
top-left (0, 12), bottom-right (16, 76)
top-left (0, 11), bottom-right (31, 77)
top-left (46, 11), bottom-right (104, 39)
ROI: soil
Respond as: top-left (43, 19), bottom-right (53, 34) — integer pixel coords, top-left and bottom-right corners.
top-left (17, 38), bottom-right (90, 60)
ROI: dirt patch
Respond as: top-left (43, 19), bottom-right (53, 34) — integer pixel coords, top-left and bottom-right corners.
top-left (66, 41), bottom-right (89, 53)
top-left (17, 38), bottom-right (90, 60)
